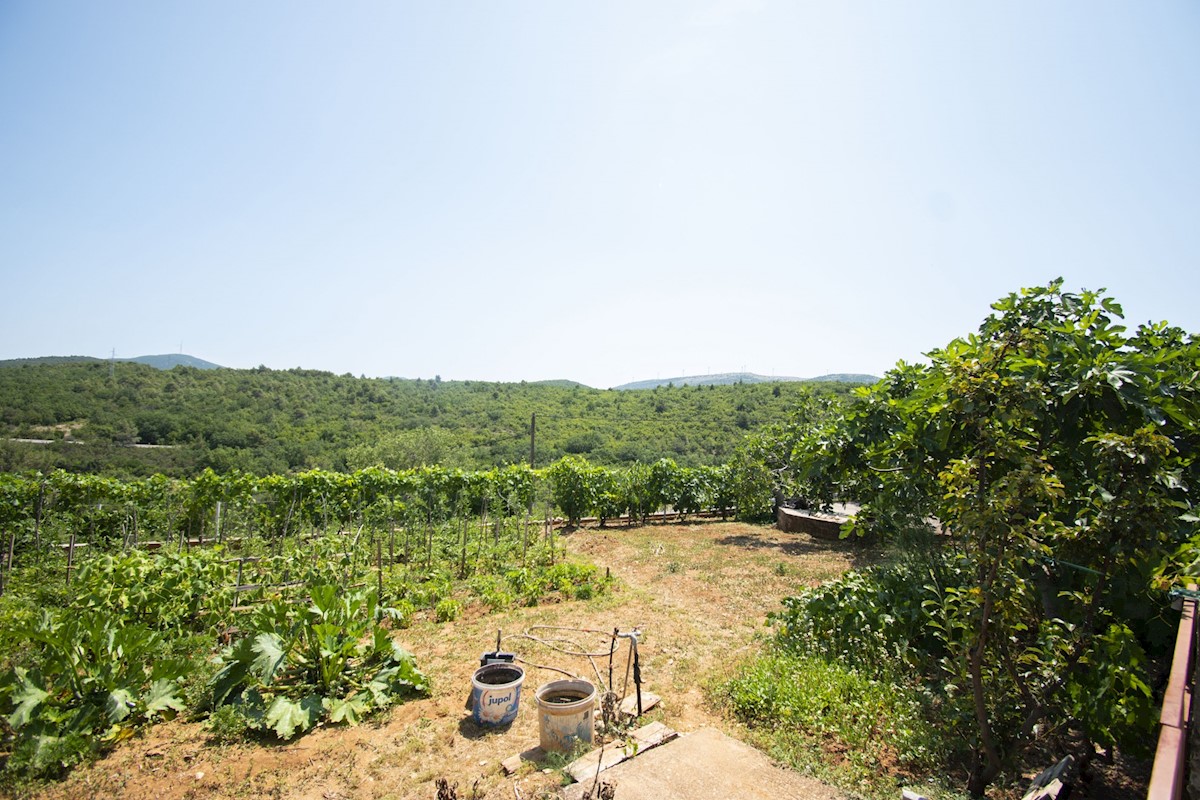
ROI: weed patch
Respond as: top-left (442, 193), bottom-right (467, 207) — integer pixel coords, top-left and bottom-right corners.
top-left (720, 650), bottom-right (952, 798)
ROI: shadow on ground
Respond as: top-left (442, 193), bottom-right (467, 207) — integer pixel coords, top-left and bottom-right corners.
top-left (714, 532), bottom-right (879, 569)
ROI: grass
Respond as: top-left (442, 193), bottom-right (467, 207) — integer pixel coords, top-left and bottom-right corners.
top-left (718, 650), bottom-right (966, 800)
top-left (10, 520), bottom-right (897, 800)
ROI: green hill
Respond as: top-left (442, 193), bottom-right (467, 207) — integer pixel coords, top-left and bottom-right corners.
top-left (0, 356), bottom-right (106, 368)
top-left (0, 362), bottom-right (858, 478)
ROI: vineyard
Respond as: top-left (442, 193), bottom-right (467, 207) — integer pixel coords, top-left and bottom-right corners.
top-left (0, 458), bottom-right (747, 787)
top-left (0, 459), bottom-right (754, 568)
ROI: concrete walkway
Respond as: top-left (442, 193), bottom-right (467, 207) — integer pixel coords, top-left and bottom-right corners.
top-left (559, 727), bottom-right (849, 800)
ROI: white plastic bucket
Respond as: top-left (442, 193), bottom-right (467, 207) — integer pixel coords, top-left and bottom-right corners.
top-left (535, 678), bottom-right (597, 753)
top-left (471, 663), bottom-right (525, 726)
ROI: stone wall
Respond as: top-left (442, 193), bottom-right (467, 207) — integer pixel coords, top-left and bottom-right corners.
top-left (775, 507), bottom-right (847, 540)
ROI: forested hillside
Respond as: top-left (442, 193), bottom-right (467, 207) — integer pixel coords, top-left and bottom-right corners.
top-left (0, 362), bottom-right (856, 477)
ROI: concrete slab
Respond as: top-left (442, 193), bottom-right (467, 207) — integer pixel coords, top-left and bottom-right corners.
top-left (566, 721), bottom-right (678, 783)
top-left (558, 727), bottom-right (848, 800)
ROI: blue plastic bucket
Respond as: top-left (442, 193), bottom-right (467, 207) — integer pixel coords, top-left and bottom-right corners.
top-left (471, 663), bottom-right (525, 726)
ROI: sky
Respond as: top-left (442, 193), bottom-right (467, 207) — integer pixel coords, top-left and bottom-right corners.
top-left (1, 2), bottom-right (1197, 389)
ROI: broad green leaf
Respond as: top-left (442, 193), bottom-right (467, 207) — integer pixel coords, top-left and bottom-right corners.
top-left (309, 585), bottom-right (337, 618)
top-left (251, 632), bottom-right (287, 686)
top-left (325, 694), bottom-right (369, 725)
top-left (264, 694), bottom-right (323, 740)
top-left (144, 679), bottom-right (185, 716)
top-left (210, 636), bottom-right (255, 706)
top-left (6, 668), bottom-right (49, 729)
top-left (105, 688), bottom-right (135, 723)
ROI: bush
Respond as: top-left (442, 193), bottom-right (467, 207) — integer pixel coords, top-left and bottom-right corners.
top-left (771, 553), bottom-right (961, 677)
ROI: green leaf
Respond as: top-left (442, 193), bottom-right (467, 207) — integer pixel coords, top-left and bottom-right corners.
top-left (309, 585), bottom-right (338, 618)
top-left (105, 688), bottom-right (135, 723)
top-left (264, 694), bottom-right (323, 740)
top-left (251, 632), bottom-right (287, 686)
top-left (144, 679), bottom-right (185, 717)
top-left (6, 668), bottom-right (49, 729)
top-left (325, 693), bottom-right (369, 725)
top-left (210, 636), bottom-right (254, 707)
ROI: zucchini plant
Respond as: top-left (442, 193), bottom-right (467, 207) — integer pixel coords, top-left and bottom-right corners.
top-left (1, 608), bottom-right (187, 777)
top-left (209, 586), bottom-right (428, 739)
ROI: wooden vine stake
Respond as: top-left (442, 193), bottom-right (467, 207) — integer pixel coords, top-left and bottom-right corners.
top-left (459, 516), bottom-right (468, 578)
top-left (426, 518), bottom-right (433, 569)
top-left (0, 529), bottom-right (13, 596)
top-left (34, 483), bottom-right (44, 558)
top-left (472, 503), bottom-right (482, 573)
top-left (522, 512), bottom-right (530, 567)
top-left (66, 532), bottom-right (76, 586)
top-left (376, 539), bottom-right (384, 605)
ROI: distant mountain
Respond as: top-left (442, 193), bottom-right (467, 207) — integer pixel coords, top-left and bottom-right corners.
top-left (808, 373), bottom-right (880, 384)
top-left (126, 354), bottom-right (222, 370)
top-left (612, 372), bottom-right (879, 390)
top-left (529, 379), bottom-right (592, 389)
top-left (0, 354), bottom-right (223, 370)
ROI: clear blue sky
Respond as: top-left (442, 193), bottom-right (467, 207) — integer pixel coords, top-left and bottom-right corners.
top-left (2, 2), bottom-right (1197, 388)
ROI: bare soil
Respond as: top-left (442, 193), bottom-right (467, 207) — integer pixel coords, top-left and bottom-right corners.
top-left (23, 521), bottom-right (864, 800)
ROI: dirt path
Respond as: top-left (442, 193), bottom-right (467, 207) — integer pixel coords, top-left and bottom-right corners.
top-left (30, 521), bottom-right (864, 800)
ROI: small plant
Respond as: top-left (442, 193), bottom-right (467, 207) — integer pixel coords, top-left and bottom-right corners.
top-left (434, 598), bottom-right (461, 622)
top-left (541, 738), bottom-right (594, 773)
top-left (205, 703), bottom-right (253, 744)
top-left (386, 599), bottom-right (416, 629)
top-left (469, 575), bottom-right (515, 611)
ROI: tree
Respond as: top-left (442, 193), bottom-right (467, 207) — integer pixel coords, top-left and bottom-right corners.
top-left (786, 281), bottom-right (1198, 794)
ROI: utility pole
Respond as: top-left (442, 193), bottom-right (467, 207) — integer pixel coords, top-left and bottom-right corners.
top-left (529, 413), bottom-right (536, 469)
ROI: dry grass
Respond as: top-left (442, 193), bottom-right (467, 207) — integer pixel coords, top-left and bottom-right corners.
top-left (23, 520), bottom-right (863, 800)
